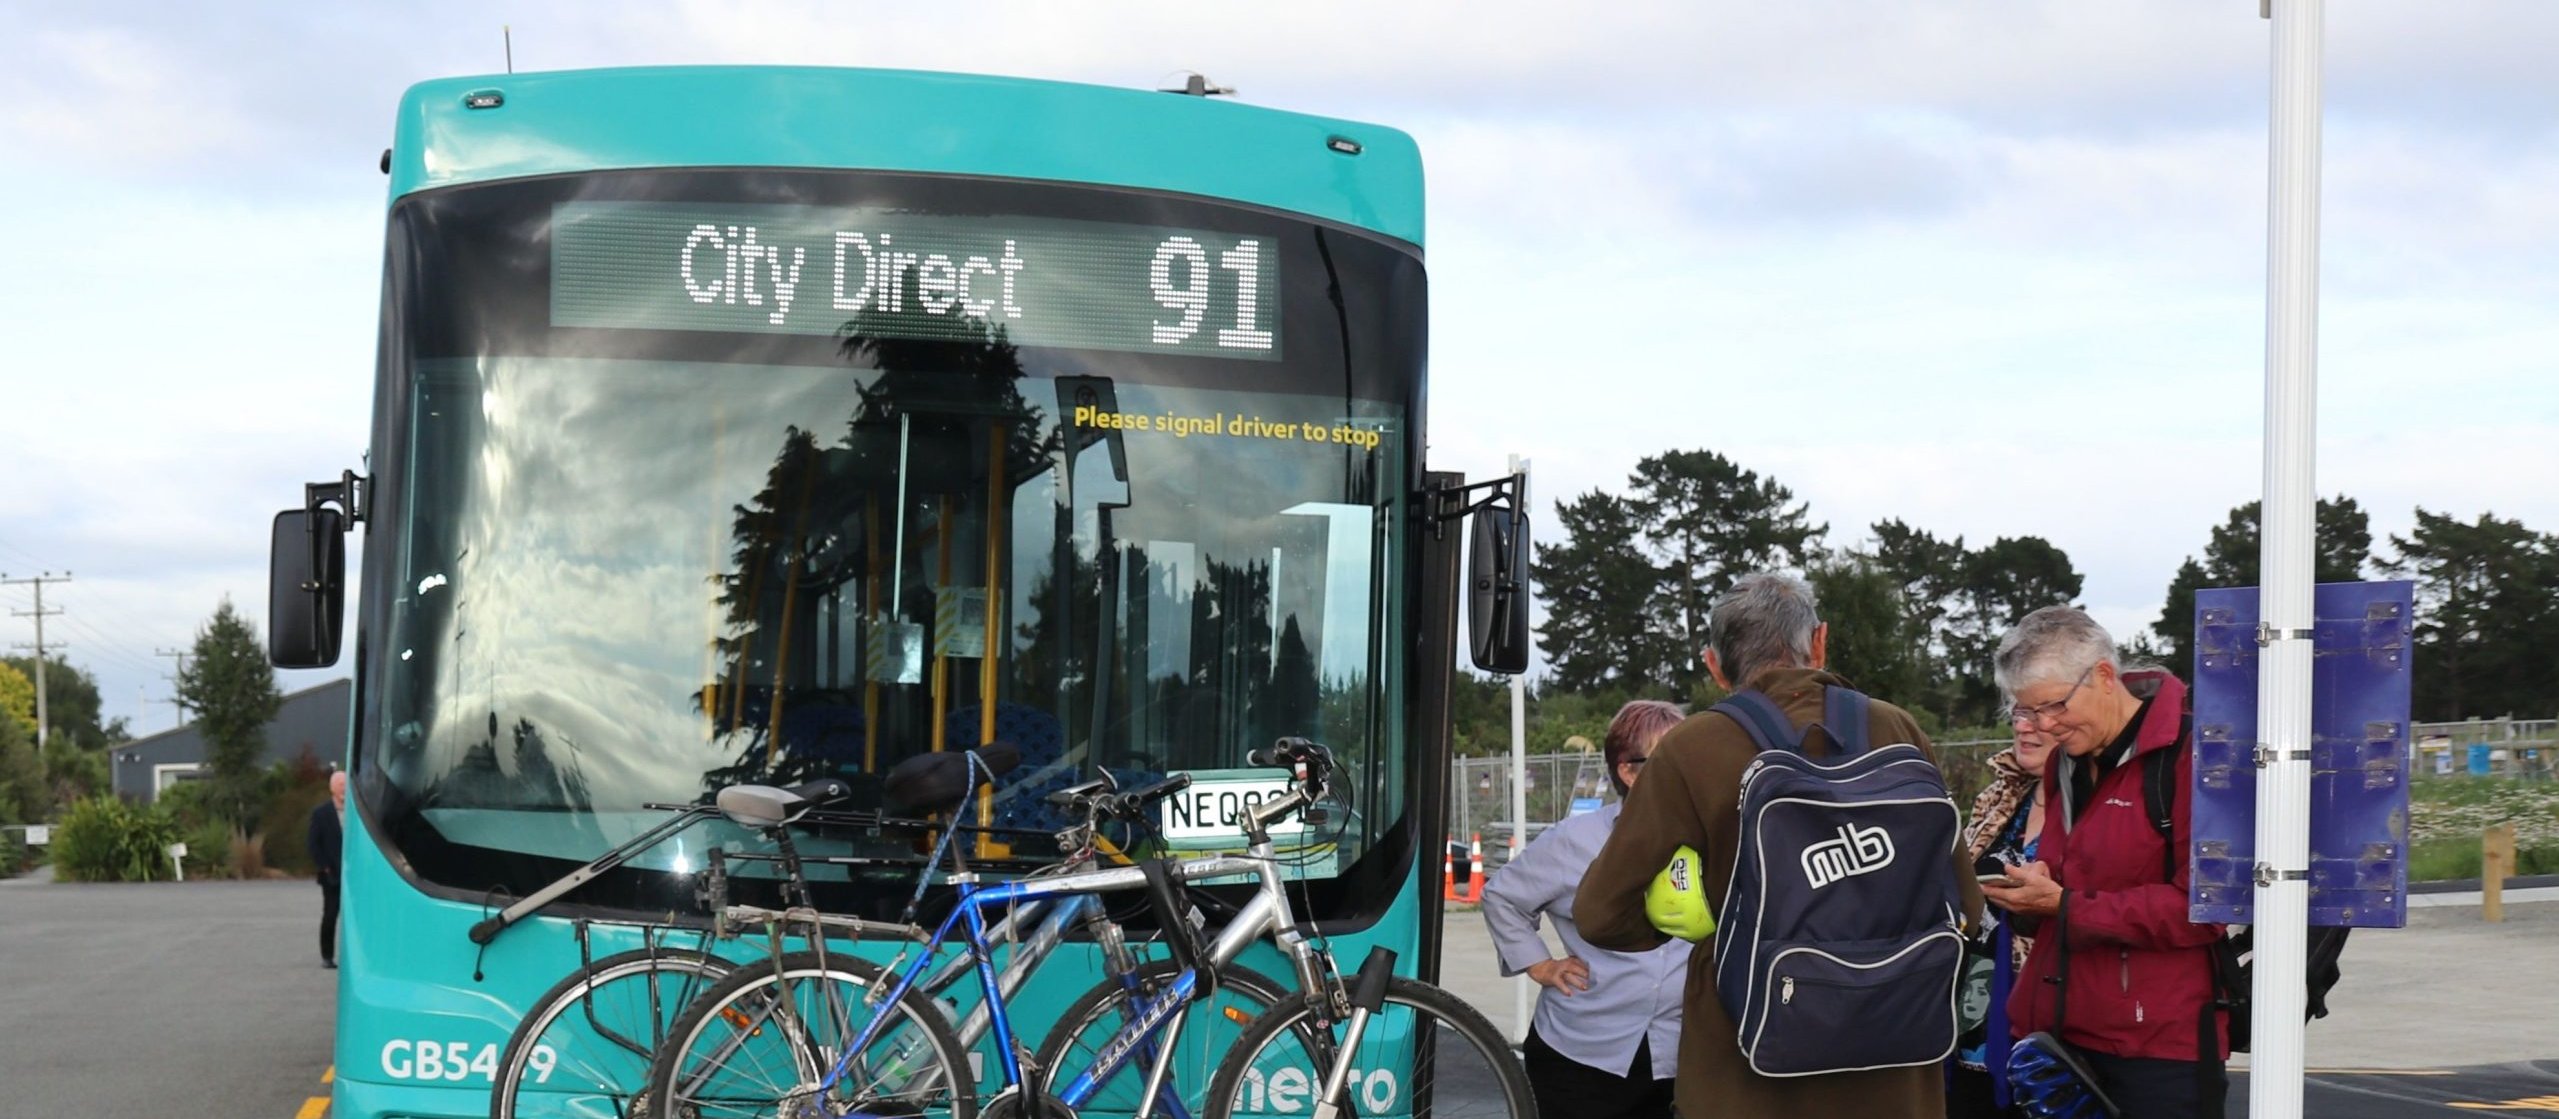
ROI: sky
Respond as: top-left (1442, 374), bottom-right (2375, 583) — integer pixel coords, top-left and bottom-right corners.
top-left (3, 1), bottom-right (2557, 739)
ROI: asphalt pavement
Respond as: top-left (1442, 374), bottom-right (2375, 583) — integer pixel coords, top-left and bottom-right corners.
top-left (0, 871), bottom-right (337, 1119)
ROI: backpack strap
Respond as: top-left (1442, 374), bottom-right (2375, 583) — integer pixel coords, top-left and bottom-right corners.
top-left (2138, 736), bottom-right (2228, 1119)
top-left (1710, 686), bottom-right (1873, 758)
top-left (1709, 690), bottom-right (1800, 755)
top-left (1821, 685), bottom-right (1872, 756)
top-left (2141, 743), bottom-right (2178, 881)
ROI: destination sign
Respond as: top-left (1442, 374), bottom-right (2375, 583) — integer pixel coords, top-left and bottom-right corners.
top-left (551, 202), bottom-right (1281, 360)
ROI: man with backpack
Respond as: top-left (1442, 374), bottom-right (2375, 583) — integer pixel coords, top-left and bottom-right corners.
top-left (1577, 572), bottom-right (1984, 1119)
top-left (1982, 606), bottom-right (2228, 1118)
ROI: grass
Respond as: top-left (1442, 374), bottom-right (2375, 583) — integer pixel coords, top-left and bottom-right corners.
top-left (2408, 776), bottom-right (2559, 882)
top-left (2407, 837), bottom-right (2559, 882)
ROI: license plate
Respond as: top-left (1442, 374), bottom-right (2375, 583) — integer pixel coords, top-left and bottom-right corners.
top-left (1158, 775), bottom-right (1306, 841)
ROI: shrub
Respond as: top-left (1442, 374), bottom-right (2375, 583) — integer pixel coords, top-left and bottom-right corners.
top-left (158, 779), bottom-right (221, 831)
top-left (226, 827), bottom-right (269, 879)
top-left (258, 780), bottom-right (331, 876)
top-left (51, 795), bottom-right (182, 882)
top-left (179, 817), bottom-right (242, 879)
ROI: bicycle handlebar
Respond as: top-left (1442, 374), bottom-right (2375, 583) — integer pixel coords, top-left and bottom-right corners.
top-left (1106, 773), bottom-right (1192, 820)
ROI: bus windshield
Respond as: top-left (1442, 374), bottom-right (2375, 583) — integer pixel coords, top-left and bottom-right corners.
top-left (361, 169), bottom-right (1426, 919)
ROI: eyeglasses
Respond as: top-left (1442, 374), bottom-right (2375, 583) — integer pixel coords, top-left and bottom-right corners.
top-left (2009, 666), bottom-right (2094, 727)
top-left (1621, 756), bottom-right (1649, 768)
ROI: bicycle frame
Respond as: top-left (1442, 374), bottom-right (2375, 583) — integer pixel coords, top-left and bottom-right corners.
top-left (814, 836), bottom-right (1322, 1119)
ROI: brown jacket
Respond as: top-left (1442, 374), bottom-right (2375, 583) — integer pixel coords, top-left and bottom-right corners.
top-left (1574, 667), bottom-right (1983, 1119)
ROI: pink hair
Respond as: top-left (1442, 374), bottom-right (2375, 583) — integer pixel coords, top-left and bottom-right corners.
top-left (1605, 700), bottom-right (1687, 795)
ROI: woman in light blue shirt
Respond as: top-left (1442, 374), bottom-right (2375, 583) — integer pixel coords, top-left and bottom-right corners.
top-left (1481, 700), bottom-right (1690, 1119)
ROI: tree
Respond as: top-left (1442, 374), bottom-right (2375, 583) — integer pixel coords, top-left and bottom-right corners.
top-left (2152, 496), bottom-right (2374, 674)
top-left (1530, 490), bottom-right (1670, 693)
top-left (1628, 450), bottom-right (1826, 667)
top-left (0, 662), bottom-right (32, 731)
top-left (0, 655), bottom-right (112, 752)
top-left (1943, 536), bottom-right (2084, 723)
top-left (0, 715), bottom-right (43, 825)
top-left (1865, 520), bottom-right (1971, 718)
top-left (175, 599), bottom-right (283, 826)
top-left (2382, 509), bottom-right (2559, 720)
top-left (1807, 551), bottom-right (1932, 708)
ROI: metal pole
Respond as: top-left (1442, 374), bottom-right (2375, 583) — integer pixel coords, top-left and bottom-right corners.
top-left (1506, 454), bottom-right (1532, 1043)
top-left (2253, 3), bottom-right (2322, 1116)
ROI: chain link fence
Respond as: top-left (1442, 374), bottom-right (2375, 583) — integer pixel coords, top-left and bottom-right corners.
top-left (2415, 718), bottom-right (2559, 780)
top-left (1445, 738), bottom-right (2018, 872)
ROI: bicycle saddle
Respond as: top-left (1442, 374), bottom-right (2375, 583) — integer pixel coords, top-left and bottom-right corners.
top-left (715, 777), bottom-right (853, 829)
top-left (884, 742), bottom-right (1023, 812)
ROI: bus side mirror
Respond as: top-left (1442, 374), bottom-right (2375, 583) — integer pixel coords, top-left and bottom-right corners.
top-left (270, 507), bottom-right (346, 669)
top-left (1467, 503), bottom-right (1532, 674)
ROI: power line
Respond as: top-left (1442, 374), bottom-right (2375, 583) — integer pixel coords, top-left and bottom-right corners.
top-left (47, 612), bottom-right (162, 673)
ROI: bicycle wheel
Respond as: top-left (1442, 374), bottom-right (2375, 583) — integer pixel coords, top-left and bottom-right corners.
top-left (643, 949), bottom-right (976, 1119)
top-left (1033, 961), bottom-right (1298, 1119)
top-left (494, 946), bottom-right (736, 1119)
top-left (1206, 977), bottom-right (1534, 1119)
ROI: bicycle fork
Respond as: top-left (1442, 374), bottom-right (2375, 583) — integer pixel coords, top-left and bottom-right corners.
top-left (1309, 947), bottom-right (1396, 1119)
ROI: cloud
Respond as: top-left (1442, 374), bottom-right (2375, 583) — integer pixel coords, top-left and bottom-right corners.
top-left (0, 25), bottom-right (268, 165)
top-left (6, 0), bottom-right (2559, 721)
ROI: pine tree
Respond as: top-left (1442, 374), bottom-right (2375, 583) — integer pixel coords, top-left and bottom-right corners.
top-left (2152, 496), bottom-right (2372, 675)
top-left (176, 599), bottom-right (283, 827)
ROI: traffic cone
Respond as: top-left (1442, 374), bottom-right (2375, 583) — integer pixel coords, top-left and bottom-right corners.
top-left (1447, 833), bottom-right (1486, 904)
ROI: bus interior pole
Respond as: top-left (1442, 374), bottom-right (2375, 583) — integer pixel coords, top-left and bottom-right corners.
top-left (1508, 453), bottom-right (1532, 1044)
top-left (2253, 3), bottom-right (2324, 1117)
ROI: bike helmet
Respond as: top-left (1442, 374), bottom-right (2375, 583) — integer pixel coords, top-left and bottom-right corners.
top-left (1644, 845), bottom-right (1716, 941)
top-left (2005, 1032), bottom-right (2120, 1119)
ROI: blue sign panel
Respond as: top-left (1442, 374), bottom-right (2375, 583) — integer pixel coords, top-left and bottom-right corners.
top-left (2190, 581), bottom-right (2414, 928)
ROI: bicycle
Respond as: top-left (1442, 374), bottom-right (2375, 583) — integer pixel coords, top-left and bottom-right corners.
top-left (480, 784), bottom-right (868, 1119)
top-left (642, 739), bottom-right (1535, 1119)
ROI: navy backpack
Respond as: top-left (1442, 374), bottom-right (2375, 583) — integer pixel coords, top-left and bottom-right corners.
top-left (1711, 685), bottom-right (1968, 1077)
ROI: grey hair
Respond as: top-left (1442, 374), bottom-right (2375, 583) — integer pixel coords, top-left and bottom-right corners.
top-left (1993, 605), bottom-right (2118, 694)
top-left (1709, 572), bottom-right (1822, 687)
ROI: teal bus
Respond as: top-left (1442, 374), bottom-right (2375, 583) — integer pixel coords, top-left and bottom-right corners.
top-left (267, 65), bottom-right (1529, 1119)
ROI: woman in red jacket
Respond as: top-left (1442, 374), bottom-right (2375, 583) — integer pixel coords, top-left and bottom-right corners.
top-left (1980, 606), bottom-right (2227, 1119)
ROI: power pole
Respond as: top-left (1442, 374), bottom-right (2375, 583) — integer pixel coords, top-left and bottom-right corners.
top-left (3, 571), bottom-right (71, 750)
top-left (157, 647), bottom-right (193, 726)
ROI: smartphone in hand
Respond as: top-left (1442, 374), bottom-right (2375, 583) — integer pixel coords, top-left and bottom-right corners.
top-left (1973, 853), bottom-right (2019, 888)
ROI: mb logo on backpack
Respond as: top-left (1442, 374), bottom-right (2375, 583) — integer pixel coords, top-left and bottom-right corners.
top-left (1711, 685), bottom-right (1967, 1078)
top-left (1801, 822), bottom-right (1898, 888)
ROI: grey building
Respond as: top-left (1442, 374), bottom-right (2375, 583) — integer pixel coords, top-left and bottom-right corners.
top-left (110, 679), bottom-right (352, 803)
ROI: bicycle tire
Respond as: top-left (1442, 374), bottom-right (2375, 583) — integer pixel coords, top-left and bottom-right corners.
top-left (1033, 960), bottom-right (1298, 1119)
top-left (492, 945), bottom-right (736, 1119)
top-left (1205, 976), bottom-right (1535, 1119)
top-left (642, 949), bottom-right (977, 1119)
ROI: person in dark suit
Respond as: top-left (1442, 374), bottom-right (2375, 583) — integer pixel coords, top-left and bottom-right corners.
top-left (308, 770), bottom-right (346, 969)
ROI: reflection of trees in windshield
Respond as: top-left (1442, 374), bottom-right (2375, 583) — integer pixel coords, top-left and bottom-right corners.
top-left (699, 299), bottom-right (1057, 798)
top-left (1017, 539), bottom-right (1322, 775)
